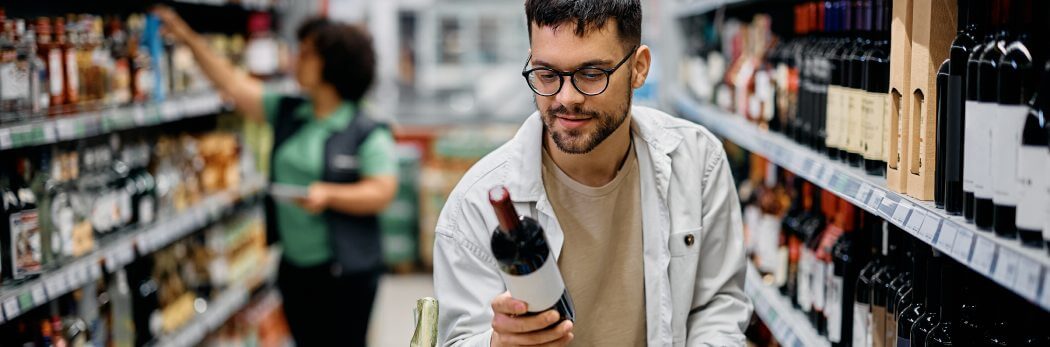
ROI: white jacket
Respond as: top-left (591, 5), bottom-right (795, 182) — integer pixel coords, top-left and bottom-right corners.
top-left (433, 106), bottom-right (752, 347)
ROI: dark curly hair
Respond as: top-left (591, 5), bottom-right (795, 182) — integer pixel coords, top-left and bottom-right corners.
top-left (296, 18), bottom-right (376, 103)
top-left (524, 0), bottom-right (641, 50)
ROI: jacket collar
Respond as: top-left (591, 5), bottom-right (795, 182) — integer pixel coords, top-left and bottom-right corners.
top-left (506, 106), bottom-right (683, 204)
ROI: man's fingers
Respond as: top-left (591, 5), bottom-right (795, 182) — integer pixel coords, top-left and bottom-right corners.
top-left (492, 310), bottom-right (561, 334)
top-left (495, 320), bottom-right (573, 346)
top-left (490, 292), bottom-right (528, 315)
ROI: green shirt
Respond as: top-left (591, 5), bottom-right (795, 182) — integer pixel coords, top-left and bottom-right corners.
top-left (263, 92), bottom-right (397, 266)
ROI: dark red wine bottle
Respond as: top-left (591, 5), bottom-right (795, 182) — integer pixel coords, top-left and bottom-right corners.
top-left (489, 186), bottom-right (575, 321)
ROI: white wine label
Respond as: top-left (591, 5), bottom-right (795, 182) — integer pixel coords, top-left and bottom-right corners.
top-left (48, 49), bottom-right (63, 97)
top-left (847, 89), bottom-right (864, 153)
top-left (853, 303), bottom-right (871, 347)
top-left (65, 51), bottom-right (79, 96)
top-left (863, 93), bottom-right (887, 160)
top-left (826, 86), bottom-right (842, 149)
top-left (962, 100), bottom-right (980, 192)
top-left (1016, 146), bottom-right (1048, 230)
top-left (501, 252), bottom-right (567, 313)
top-left (797, 250), bottom-right (813, 310)
top-left (990, 105), bottom-right (1028, 204)
top-left (972, 102), bottom-right (994, 199)
top-left (827, 275), bottom-right (844, 343)
top-left (813, 261), bottom-right (826, 311)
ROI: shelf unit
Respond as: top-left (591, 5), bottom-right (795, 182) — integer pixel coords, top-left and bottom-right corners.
top-left (672, 88), bottom-right (1050, 312)
top-left (673, 0), bottom-right (754, 18)
top-left (172, 0), bottom-right (277, 11)
top-left (150, 245), bottom-right (281, 347)
top-left (0, 79), bottom-right (296, 152)
top-left (746, 262), bottom-right (829, 347)
top-left (0, 177), bottom-right (268, 323)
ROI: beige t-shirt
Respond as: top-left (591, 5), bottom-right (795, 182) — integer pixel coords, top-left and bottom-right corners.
top-left (541, 145), bottom-right (647, 346)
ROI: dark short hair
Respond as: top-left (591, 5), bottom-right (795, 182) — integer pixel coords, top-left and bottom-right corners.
top-left (296, 18), bottom-right (376, 103)
top-left (524, 0), bottom-right (642, 49)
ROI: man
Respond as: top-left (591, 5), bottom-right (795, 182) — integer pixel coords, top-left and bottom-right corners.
top-left (433, 1), bottom-right (752, 346)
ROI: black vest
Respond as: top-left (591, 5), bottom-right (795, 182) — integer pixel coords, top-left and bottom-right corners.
top-left (265, 96), bottom-right (385, 274)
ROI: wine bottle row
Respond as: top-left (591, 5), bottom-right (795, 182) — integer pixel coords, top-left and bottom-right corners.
top-left (741, 153), bottom-right (1050, 347)
top-left (681, 0), bottom-right (1050, 255)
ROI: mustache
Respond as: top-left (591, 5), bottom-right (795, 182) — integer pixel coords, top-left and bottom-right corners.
top-left (546, 105), bottom-right (601, 119)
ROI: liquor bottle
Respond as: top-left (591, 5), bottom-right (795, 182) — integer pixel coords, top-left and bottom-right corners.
top-left (991, 0), bottom-right (1037, 239)
top-left (955, 271), bottom-right (987, 344)
top-left (55, 17), bottom-right (78, 112)
top-left (1015, 303), bottom-right (1050, 346)
top-left (862, 0), bottom-right (889, 176)
top-left (411, 297), bottom-right (438, 347)
top-left (0, 19), bottom-right (33, 123)
top-left (934, 60), bottom-right (950, 209)
top-left (128, 14), bottom-right (152, 103)
top-left (781, 177), bottom-right (806, 300)
top-left (982, 287), bottom-right (1012, 346)
top-left (853, 215), bottom-right (884, 347)
top-left (489, 186), bottom-right (576, 321)
top-left (4, 159), bottom-right (43, 282)
top-left (884, 232), bottom-right (914, 347)
top-left (870, 223), bottom-right (900, 347)
top-left (908, 250), bottom-right (943, 346)
top-left (925, 260), bottom-right (958, 347)
top-left (36, 17), bottom-right (64, 114)
top-left (106, 16), bottom-right (132, 106)
top-left (944, 0), bottom-right (980, 216)
top-left (798, 183), bottom-right (826, 319)
top-left (829, 199), bottom-right (862, 346)
top-left (1017, 60), bottom-right (1048, 248)
top-left (825, 0), bottom-right (846, 161)
top-left (844, 0), bottom-right (870, 167)
top-left (971, 0), bottom-right (1008, 230)
top-left (812, 190), bottom-right (841, 334)
top-left (110, 269), bottom-right (136, 347)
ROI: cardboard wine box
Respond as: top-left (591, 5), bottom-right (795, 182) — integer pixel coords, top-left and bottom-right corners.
top-left (886, 0), bottom-right (915, 193)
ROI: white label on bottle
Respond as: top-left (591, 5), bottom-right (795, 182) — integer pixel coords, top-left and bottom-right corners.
top-left (853, 303), bottom-right (871, 347)
top-left (48, 49), bottom-right (63, 97)
top-left (1016, 146), bottom-right (1048, 230)
top-left (973, 102), bottom-right (994, 199)
top-left (827, 275), bottom-right (844, 343)
top-left (970, 237), bottom-right (996, 275)
top-left (501, 251), bottom-right (567, 313)
top-left (813, 261), bottom-right (826, 311)
top-left (863, 92), bottom-right (887, 160)
top-left (827, 86), bottom-right (841, 148)
top-left (990, 105), bottom-right (1028, 204)
top-left (140, 197), bottom-right (156, 225)
top-left (65, 51), bottom-right (79, 96)
top-left (0, 62), bottom-right (29, 100)
top-left (797, 250), bottom-right (813, 311)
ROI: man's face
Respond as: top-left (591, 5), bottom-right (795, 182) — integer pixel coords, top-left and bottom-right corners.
top-left (528, 21), bottom-right (640, 154)
top-left (295, 37), bottom-right (324, 92)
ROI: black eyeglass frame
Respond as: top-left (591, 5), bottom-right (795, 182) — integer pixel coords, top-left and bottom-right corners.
top-left (521, 46), bottom-right (639, 97)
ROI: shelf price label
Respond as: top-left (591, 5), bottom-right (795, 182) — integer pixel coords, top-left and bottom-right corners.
top-left (993, 249), bottom-right (1020, 286)
top-left (0, 128), bottom-right (11, 148)
top-left (3, 297), bottom-right (21, 319)
top-left (30, 284), bottom-right (47, 306)
top-left (951, 228), bottom-right (974, 262)
top-left (866, 189), bottom-right (885, 210)
top-left (935, 222), bottom-right (957, 252)
top-left (1041, 268), bottom-right (1050, 309)
top-left (905, 209), bottom-right (926, 233)
top-left (918, 215), bottom-right (941, 243)
top-left (856, 183), bottom-right (872, 204)
top-left (892, 200), bottom-right (912, 224)
top-left (970, 237), bottom-right (996, 276)
top-left (44, 275), bottom-right (67, 298)
top-left (1015, 263), bottom-right (1042, 301)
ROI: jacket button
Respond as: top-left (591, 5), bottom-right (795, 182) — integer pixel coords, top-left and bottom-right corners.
top-left (684, 234), bottom-right (695, 246)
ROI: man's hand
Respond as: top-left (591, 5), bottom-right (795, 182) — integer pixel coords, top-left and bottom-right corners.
top-left (296, 183), bottom-right (330, 215)
top-left (490, 292), bottom-right (574, 347)
top-left (153, 6), bottom-right (196, 43)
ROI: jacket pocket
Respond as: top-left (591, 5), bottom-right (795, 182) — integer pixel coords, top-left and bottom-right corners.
top-left (669, 227), bottom-right (702, 342)
top-left (327, 154), bottom-right (360, 182)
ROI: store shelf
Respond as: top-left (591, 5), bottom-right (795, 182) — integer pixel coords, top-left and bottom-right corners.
top-left (745, 262), bottom-right (829, 347)
top-left (0, 79), bottom-right (296, 152)
top-left (150, 245), bottom-right (280, 347)
top-left (672, 88), bottom-right (1050, 312)
top-left (674, 0), bottom-right (752, 18)
top-left (172, 0), bottom-right (277, 11)
top-left (0, 177), bottom-right (268, 324)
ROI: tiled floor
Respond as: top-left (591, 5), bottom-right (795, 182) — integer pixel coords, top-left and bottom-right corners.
top-left (367, 274), bottom-right (436, 346)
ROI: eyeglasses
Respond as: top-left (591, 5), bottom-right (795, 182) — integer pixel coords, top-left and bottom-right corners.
top-left (521, 46), bottom-right (637, 97)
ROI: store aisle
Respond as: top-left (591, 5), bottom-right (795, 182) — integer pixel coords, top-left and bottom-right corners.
top-left (367, 274), bottom-right (436, 346)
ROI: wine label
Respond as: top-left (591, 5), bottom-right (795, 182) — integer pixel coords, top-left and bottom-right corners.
top-left (845, 88), bottom-right (862, 153)
top-left (139, 196), bottom-right (156, 225)
top-left (853, 302), bottom-right (872, 347)
top-left (49, 49), bottom-right (63, 97)
top-left (797, 249), bottom-right (813, 311)
top-left (774, 246), bottom-right (789, 287)
top-left (990, 105), bottom-right (1028, 205)
top-left (1016, 146), bottom-right (1048, 230)
top-left (862, 92), bottom-right (887, 160)
top-left (10, 208), bottom-right (43, 279)
top-left (0, 61), bottom-right (30, 101)
top-left (826, 85), bottom-right (842, 149)
top-left (501, 251), bottom-right (568, 313)
top-left (813, 261), bottom-right (826, 311)
top-left (872, 306), bottom-right (887, 347)
top-left (65, 50), bottom-right (79, 100)
top-left (827, 275), bottom-right (844, 342)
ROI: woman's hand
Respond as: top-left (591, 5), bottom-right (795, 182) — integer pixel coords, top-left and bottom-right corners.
top-left (296, 183), bottom-right (330, 214)
top-left (153, 6), bottom-right (196, 43)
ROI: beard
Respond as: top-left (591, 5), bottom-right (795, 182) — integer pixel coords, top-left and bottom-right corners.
top-left (538, 85), bottom-right (632, 155)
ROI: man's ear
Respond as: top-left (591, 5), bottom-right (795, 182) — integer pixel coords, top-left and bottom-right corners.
top-left (631, 45), bottom-right (652, 89)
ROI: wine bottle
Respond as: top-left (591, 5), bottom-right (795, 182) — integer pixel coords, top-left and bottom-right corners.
top-left (830, 199), bottom-right (862, 347)
top-left (908, 250), bottom-right (943, 346)
top-left (798, 183), bottom-right (827, 320)
top-left (885, 233), bottom-right (914, 347)
top-left (963, 0), bottom-right (997, 222)
top-left (973, 0), bottom-right (1009, 230)
top-left (411, 297), bottom-right (439, 347)
top-left (870, 223), bottom-right (899, 347)
top-left (813, 190), bottom-right (843, 334)
top-left (955, 272), bottom-right (987, 344)
top-left (826, 0), bottom-right (845, 160)
top-left (1016, 60), bottom-right (1049, 248)
top-left (934, 60), bottom-right (950, 209)
top-left (862, 0), bottom-right (889, 176)
top-left (945, 0), bottom-right (981, 216)
top-left (991, 0), bottom-right (1036, 239)
top-left (489, 186), bottom-right (576, 321)
top-left (845, 0), bottom-right (871, 167)
top-left (895, 242), bottom-right (929, 347)
top-left (853, 215), bottom-right (883, 347)
top-left (781, 177), bottom-right (806, 299)
top-left (982, 287), bottom-right (1012, 346)
top-left (925, 260), bottom-right (958, 347)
